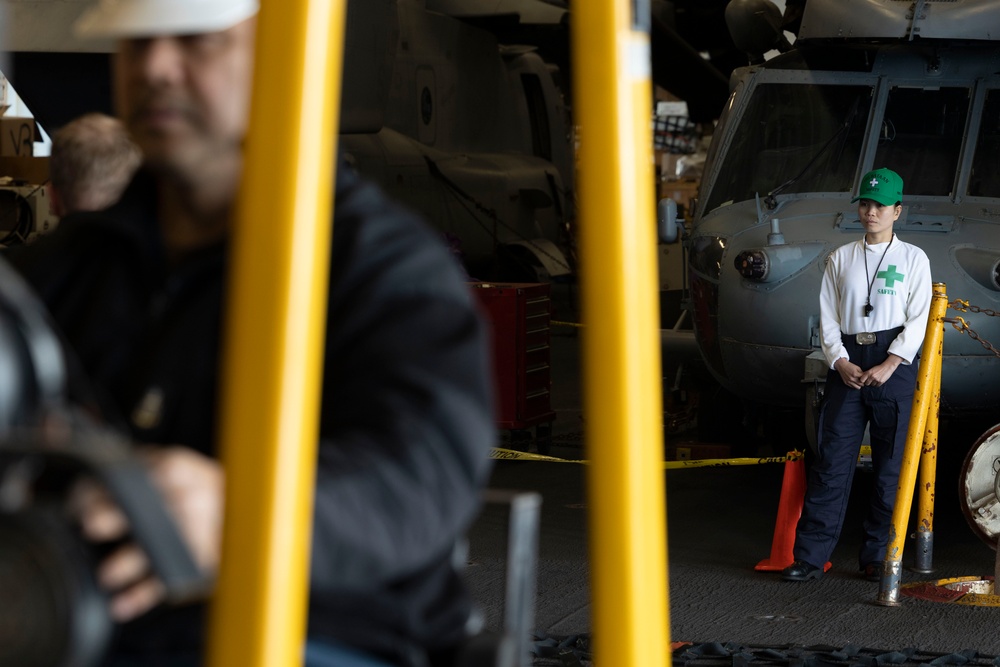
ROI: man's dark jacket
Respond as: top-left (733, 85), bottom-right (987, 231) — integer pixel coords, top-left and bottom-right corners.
top-left (5, 164), bottom-right (496, 666)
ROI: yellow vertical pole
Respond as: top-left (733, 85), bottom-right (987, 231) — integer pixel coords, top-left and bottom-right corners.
top-left (572, 0), bottom-right (669, 665)
top-left (207, 0), bottom-right (346, 665)
top-left (913, 345), bottom-right (941, 574)
top-left (876, 283), bottom-right (948, 606)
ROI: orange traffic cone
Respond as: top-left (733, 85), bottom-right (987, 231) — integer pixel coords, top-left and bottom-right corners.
top-left (755, 454), bottom-right (807, 572)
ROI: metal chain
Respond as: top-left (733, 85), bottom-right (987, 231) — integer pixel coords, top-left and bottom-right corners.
top-left (945, 300), bottom-right (1000, 357)
top-left (948, 299), bottom-right (1000, 318)
top-left (944, 316), bottom-right (1000, 358)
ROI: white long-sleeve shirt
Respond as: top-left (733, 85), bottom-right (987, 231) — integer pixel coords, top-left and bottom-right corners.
top-left (820, 233), bottom-right (932, 369)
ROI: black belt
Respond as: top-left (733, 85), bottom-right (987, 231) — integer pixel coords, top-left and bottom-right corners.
top-left (843, 326), bottom-right (904, 347)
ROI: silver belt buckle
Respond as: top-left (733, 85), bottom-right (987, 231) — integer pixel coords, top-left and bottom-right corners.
top-left (856, 332), bottom-right (876, 346)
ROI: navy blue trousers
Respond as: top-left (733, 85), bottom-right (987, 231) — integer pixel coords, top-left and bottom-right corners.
top-left (793, 327), bottom-right (917, 570)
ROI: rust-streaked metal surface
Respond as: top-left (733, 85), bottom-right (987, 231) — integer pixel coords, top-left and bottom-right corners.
top-left (959, 424), bottom-right (1000, 550)
top-left (902, 576), bottom-right (1000, 607)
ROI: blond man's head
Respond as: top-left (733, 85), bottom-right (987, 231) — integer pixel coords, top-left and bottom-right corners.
top-left (48, 113), bottom-right (142, 215)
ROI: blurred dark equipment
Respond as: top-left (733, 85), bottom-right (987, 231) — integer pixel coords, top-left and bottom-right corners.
top-left (0, 257), bottom-right (209, 667)
top-left (0, 187), bottom-right (39, 247)
top-left (725, 0), bottom-right (794, 64)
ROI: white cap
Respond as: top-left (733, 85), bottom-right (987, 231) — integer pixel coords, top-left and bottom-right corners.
top-left (74, 0), bottom-right (259, 39)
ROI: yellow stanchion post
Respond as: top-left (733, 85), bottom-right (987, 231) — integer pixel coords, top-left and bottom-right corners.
top-left (207, 0), bottom-right (346, 665)
top-left (876, 283), bottom-right (948, 606)
top-left (913, 344), bottom-right (941, 574)
top-left (571, 1), bottom-right (669, 666)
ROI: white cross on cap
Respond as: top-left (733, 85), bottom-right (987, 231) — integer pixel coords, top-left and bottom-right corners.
top-left (870, 178), bottom-right (879, 187)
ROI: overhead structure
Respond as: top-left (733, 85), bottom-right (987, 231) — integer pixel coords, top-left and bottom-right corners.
top-left (798, 0), bottom-right (1000, 41)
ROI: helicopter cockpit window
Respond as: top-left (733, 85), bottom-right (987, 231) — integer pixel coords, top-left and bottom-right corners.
top-left (968, 89), bottom-right (1000, 198)
top-left (705, 83), bottom-right (873, 212)
top-left (874, 87), bottom-right (968, 198)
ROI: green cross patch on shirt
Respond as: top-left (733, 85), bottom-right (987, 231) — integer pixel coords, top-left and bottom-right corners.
top-left (877, 265), bottom-right (905, 288)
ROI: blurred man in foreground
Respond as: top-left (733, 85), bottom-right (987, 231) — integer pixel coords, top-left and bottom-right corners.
top-left (6, 1), bottom-right (496, 665)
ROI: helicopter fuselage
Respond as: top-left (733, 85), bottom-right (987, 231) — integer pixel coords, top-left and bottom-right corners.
top-left (688, 40), bottom-right (1000, 416)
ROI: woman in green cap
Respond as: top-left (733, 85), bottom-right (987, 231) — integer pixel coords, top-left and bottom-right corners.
top-left (782, 167), bottom-right (932, 583)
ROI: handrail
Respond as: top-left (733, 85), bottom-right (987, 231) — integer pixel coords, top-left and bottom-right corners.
top-left (876, 282), bottom-right (948, 606)
top-left (572, 1), bottom-right (670, 665)
top-left (207, 0), bottom-right (347, 665)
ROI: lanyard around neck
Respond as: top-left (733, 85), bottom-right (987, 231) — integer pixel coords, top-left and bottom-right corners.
top-left (863, 236), bottom-right (892, 317)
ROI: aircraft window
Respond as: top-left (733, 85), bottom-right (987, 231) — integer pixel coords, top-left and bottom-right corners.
top-left (521, 73), bottom-right (552, 162)
top-left (689, 235), bottom-right (726, 280)
top-left (705, 83), bottom-right (873, 212)
top-left (969, 90), bottom-right (1000, 198)
top-left (874, 87), bottom-right (968, 197)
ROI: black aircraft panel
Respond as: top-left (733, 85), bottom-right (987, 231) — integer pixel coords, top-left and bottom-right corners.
top-left (8, 53), bottom-right (113, 133)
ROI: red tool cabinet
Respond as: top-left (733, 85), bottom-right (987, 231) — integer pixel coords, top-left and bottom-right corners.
top-left (469, 282), bottom-right (556, 452)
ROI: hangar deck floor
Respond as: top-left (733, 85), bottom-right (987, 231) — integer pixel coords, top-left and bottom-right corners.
top-left (463, 284), bottom-right (1000, 666)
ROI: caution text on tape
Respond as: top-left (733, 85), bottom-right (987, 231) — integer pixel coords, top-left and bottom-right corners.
top-left (491, 447), bottom-right (803, 469)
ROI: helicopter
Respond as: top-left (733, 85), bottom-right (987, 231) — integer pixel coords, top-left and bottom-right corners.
top-left (336, 0), bottom-right (578, 282)
top-left (0, 0), bottom-right (574, 281)
top-left (669, 0), bottom-right (1000, 430)
top-left (2, 0), bottom-right (753, 282)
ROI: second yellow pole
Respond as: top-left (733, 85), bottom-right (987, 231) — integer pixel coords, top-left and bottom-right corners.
top-left (913, 343), bottom-right (941, 574)
top-left (876, 283), bottom-right (948, 606)
top-left (572, 1), bottom-right (670, 665)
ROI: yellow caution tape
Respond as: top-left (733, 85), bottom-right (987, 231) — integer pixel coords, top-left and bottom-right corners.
top-left (491, 447), bottom-right (803, 469)
top-left (493, 442), bottom-right (873, 470)
top-left (954, 593), bottom-right (1000, 607)
top-left (491, 448), bottom-right (582, 463)
top-left (665, 453), bottom-right (803, 469)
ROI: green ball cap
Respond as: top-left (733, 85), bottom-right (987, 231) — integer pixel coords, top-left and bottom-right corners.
top-left (852, 168), bottom-right (903, 207)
